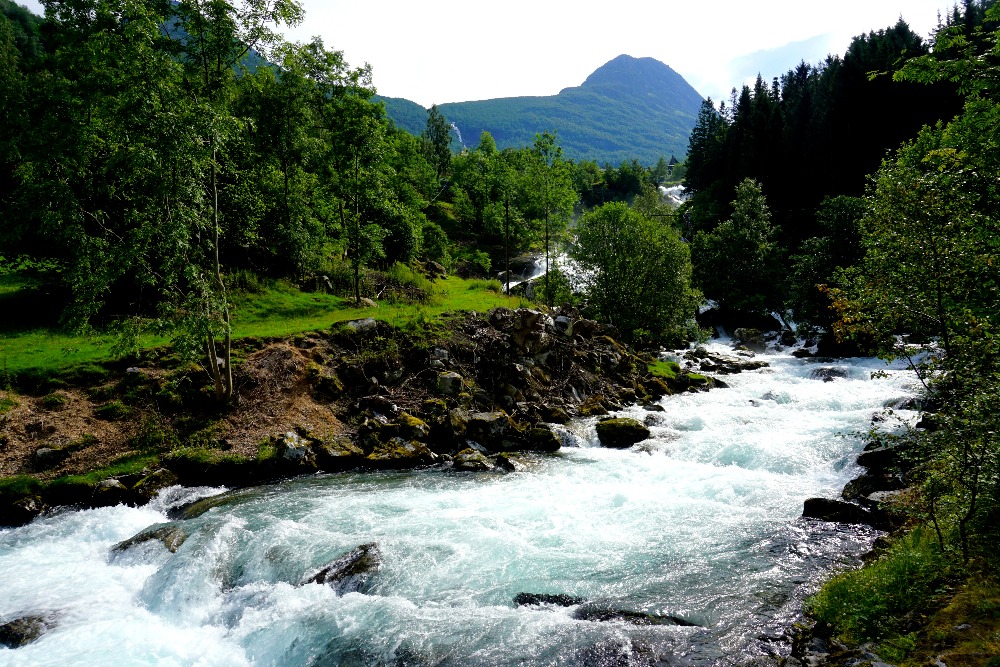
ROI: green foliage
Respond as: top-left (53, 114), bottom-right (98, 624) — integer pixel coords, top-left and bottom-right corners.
top-left (94, 400), bottom-right (132, 422)
top-left (467, 279), bottom-right (503, 294)
top-left (0, 393), bottom-right (17, 414)
top-left (807, 529), bottom-right (948, 643)
top-left (573, 202), bottom-right (698, 343)
top-left (647, 360), bottom-right (680, 380)
top-left (41, 392), bottom-right (67, 409)
top-left (692, 178), bottom-right (783, 319)
top-left (0, 475), bottom-right (42, 500)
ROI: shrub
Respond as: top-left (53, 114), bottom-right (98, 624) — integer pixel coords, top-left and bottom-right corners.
top-left (42, 392), bottom-right (68, 409)
top-left (467, 279), bottom-right (502, 294)
top-left (95, 400), bottom-right (132, 421)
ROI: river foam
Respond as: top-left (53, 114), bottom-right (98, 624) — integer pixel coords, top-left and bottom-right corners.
top-left (0, 343), bottom-right (919, 666)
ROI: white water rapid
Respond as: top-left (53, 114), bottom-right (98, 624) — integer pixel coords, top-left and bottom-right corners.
top-left (0, 342), bottom-right (920, 666)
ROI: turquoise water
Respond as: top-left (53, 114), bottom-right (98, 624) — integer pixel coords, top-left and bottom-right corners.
top-left (0, 345), bottom-right (919, 666)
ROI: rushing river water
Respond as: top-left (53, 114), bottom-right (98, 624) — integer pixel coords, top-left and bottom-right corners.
top-left (0, 342), bottom-right (920, 667)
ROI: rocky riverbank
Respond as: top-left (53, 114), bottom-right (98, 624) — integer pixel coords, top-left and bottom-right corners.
top-left (0, 306), bottom-right (782, 527)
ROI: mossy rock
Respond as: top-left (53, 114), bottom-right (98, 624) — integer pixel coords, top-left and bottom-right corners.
top-left (366, 437), bottom-right (439, 470)
top-left (167, 488), bottom-right (260, 520)
top-left (314, 439), bottom-right (364, 472)
top-left (452, 448), bottom-right (494, 471)
top-left (382, 412), bottom-right (431, 441)
top-left (595, 418), bottom-right (651, 448)
top-left (132, 468), bottom-right (180, 501)
top-left (578, 395), bottom-right (609, 417)
top-left (527, 426), bottom-right (561, 452)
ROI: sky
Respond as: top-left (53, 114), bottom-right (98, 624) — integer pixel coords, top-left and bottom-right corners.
top-left (20, 0), bottom-right (956, 107)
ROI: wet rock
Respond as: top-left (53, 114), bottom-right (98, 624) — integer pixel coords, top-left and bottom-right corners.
top-left (595, 418), bottom-right (650, 448)
top-left (842, 472), bottom-right (905, 501)
top-left (382, 413), bottom-right (431, 441)
top-left (132, 468), bottom-right (180, 501)
top-left (802, 498), bottom-right (879, 526)
top-left (526, 426), bottom-right (561, 452)
top-left (572, 603), bottom-right (699, 626)
top-left (792, 348), bottom-right (814, 359)
top-left (111, 523), bottom-right (189, 555)
top-left (538, 404), bottom-right (571, 424)
top-left (810, 367), bottom-right (848, 382)
top-left (856, 444), bottom-right (906, 473)
top-left (452, 448), bottom-right (494, 471)
top-left (733, 328), bottom-right (767, 353)
top-left (466, 411), bottom-right (524, 452)
top-left (304, 543), bottom-right (381, 594)
top-left (0, 495), bottom-right (47, 528)
top-left (0, 614), bottom-right (53, 648)
top-left (578, 395), bottom-right (609, 417)
top-left (514, 592), bottom-right (585, 607)
top-left (91, 478), bottom-right (136, 507)
top-left (274, 431), bottom-right (318, 473)
top-left (167, 489), bottom-right (258, 520)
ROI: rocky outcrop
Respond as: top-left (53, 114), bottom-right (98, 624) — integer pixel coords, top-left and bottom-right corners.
top-left (514, 592), bottom-right (586, 607)
top-left (802, 497), bottom-right (886, 528)
top-left (111, 522), bottom-right (189, 555)
top-left (303, 543), bottom-right (381, 594)
top-left (0, 614), bottom-right (54, 648)
top-left (595, 418), bottom-right (651, 448)
top-left (572, 603), bottom-right (699, 627)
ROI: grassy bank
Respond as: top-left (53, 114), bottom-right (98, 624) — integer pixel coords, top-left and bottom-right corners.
top-left (0, 274), bottom-right (529, 376)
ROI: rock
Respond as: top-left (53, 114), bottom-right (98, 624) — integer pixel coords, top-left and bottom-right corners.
top-left (595, 418), bottom-right (650, 448)
top-left (572, 319), bottom-right (602, 339)
top-left (802, 498), bottom-right (878, 526)
top-left (426, 260), bottom-right (446, 277)
top-left (31, 446), bottom-right (70, 471)
top-left (857, 444), bottom-right (906, 473)
top-left (274, 431), bottom-right (318, 472)
top-left (343, 317), bottom-right (378, 333)
top-left (452, 448), bottom-right (494, 471)
top-left (526, 426), bottom-right (561, 452)
top-left (792, 348), bottom-right (814, 359)
top-left (91, 478), bottom-right (136, 507)
top-left (0, 614), bottom-right (52, 648)
top-left (366, 438), bottom-right (439, 469)
top-left (465, 411), bottom-right (524, 452)
top-left (303, 543), bottom-right (381, 594)
top-left (733, 328), bottom-right (767, 353)
top-left (359, 297), bottom-right (378, 309)
top-left (842, 472), bottom-right (905, 500)
top-left (167, 488), bottom-right (257, 520)
top-left (382, 413), bottom-right (431, 441)
top-left (0, 495), bottom-right (47, 528)
top-left (314, 440), bottom-right (364, 472)
top-left (132, 468), bottom-right (180, 501)
top-left (572, 603), bottom-right (699, 626)
top-left (436, 371), bottom-right (464, 396)
top-left (810, 367), bottom-right (848, 382)
top-left (111, 523), bottom-right (189, 554)
top-left (553, 316), bottom-right (573, 336)
top-left (538, 404), bottom-right (571, 424)
top-left (578, 395), bottom-right (609, 417)
top-left (514, 592), bottom-right (585, 607)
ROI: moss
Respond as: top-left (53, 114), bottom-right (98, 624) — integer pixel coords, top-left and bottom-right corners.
top-left (647, 360), bottom-right (680, 380)
top-left (0, 395), bottom-right (18, 415)
top-left (94, 400), bottom-right (132, 421)
top-left (41, 392), bottom-right (68, 409)
top-left (0, 475), bottom-right (43, 501)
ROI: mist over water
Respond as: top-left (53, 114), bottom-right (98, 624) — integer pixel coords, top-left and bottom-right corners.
top-left (0, 343), bottom-right (920, 666)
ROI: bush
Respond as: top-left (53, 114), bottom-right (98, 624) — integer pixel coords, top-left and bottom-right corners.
top-left (42, 392), bottom-right (68, 409)
top-left (94, 400), bottom-right (132, 421)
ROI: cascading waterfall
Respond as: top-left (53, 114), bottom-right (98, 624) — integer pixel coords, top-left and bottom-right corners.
top-left (0, 342), bottom-right (920, 666)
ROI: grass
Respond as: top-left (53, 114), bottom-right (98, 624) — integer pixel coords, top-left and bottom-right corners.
top-left (806, 527), bottom-right (948, 645)
top-left (0, 275), bottom-right (533, 376)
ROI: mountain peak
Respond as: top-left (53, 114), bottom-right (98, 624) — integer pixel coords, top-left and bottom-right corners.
top-left (563, 54), bottom-right (702, 110)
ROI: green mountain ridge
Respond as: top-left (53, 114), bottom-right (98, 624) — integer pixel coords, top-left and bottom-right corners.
top-left (379, 54), bottom-right (703, 165)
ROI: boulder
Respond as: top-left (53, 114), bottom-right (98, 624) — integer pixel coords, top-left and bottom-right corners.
top-left (452, 448), bottom-right (494, 472)
top-left (111, 523), bottom-right (189, 555)
top-left (303, 543), bottom-right (381, 594)
top-left (343, 317), bottom-right (378, 333)
top-left (167, 488), bottom-right (258, 521)
top-left (465, 411), bottom-right (524, 452)
top-left (595, 418), bottom-right (650, 448)
top-left (810, 367), bottom-right (848, 382)
top-left (572, 603), bottom-right (699, 627)
top-left (366, 438), bottom-right (439, 469)
top-left (132, 468), bottom-right (180, 501)
top-left (31, 446), bottom-right (70, 471)
top-left (802, 498), bottom-right (878, 526)
top-left (274, 431), bottom-right (318, 472)
top-left (382, 413), bottom-right (431, 441)
top-left (526, 426), bottom-right (561, 452)
top-left (314, 440), bottom-right (364, 472)
top-left (0, 614), bottom-right (53, 648)
top-left (856, 444), bottom-right (906, 473)
top-left (733, 328), bottom-right (767, 353)
top-left (436, 371), bottom-right (464, 396)
top-left (0, 494), bottom-right (47, 528)
top-left (842, 473), bottom-right (905, 501)
top-left (91, 478), bottom-right (136, 507)
top-left (577, 395), bottom-right (609, 417)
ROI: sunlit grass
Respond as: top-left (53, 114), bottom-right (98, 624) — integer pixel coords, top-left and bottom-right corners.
top-left (0, 275), bottom-right (534, 374)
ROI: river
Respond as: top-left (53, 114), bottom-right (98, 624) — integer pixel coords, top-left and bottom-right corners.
top-left (0, 341), bottom-right (919, 666)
